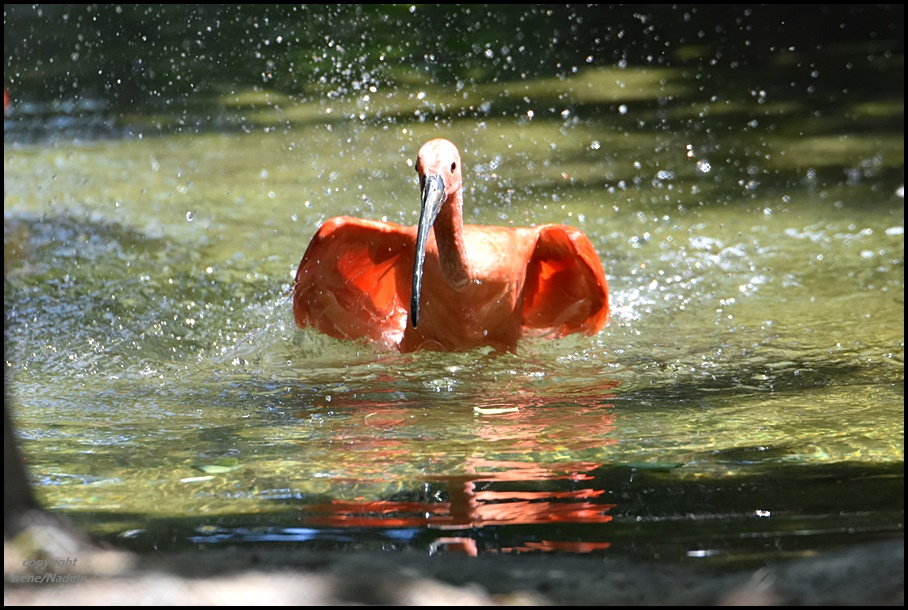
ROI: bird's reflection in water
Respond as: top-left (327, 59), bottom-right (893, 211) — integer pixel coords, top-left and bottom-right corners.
top-left (299, 378), bottom-right (620, 555)
top-left (301, 457), bottom-right (617, 556)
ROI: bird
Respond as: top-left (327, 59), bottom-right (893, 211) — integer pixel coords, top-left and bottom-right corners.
top-left (291, 138), bottom-right (609, 352)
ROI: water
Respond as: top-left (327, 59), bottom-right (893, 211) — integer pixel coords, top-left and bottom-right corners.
top-left (4, 5), bottom-right (903, 566)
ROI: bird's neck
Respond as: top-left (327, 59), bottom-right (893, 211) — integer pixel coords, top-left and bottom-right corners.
top-left (434, 191), bottom-right (472, 287)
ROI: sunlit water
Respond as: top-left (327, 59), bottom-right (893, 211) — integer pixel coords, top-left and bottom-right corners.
top-left (5, 54), bottom-right (903, 565)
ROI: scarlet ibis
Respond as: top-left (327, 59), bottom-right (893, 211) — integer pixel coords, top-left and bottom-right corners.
top-left (292, 138), bottom-right (609, 352)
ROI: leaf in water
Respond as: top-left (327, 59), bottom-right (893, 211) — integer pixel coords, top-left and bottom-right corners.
top-left (473, 406), bottom-right (520, 415)
top-left (618, 462), bottom-right (684, 471)
top-left (180, 475), bottom-right (215, 483)
top-left (192, 457), bottom-right (242, 474)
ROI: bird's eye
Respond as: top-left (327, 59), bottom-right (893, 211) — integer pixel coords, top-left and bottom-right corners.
top-left (450, 162), bottom-right (456, 172)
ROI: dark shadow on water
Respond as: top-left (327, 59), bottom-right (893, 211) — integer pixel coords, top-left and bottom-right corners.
top-left (56, 459), bottom-right (903, 569)
top-left (5, 5), bottom-right (903, 110)
top-left (4, 5), bottom-right (903, 146)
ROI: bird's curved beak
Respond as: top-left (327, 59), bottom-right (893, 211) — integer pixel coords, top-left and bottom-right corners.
top-left (411, 173), bottom-right (445, 328)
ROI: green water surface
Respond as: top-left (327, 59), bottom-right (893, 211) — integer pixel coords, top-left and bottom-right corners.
top-left (4, 5), bottom-right (903, 564)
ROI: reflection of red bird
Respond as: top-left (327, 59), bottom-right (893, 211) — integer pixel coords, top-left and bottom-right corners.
top-left (301, 460), bottom-right (616, 556)
top-left (292, 138), bottom-right (609, 352)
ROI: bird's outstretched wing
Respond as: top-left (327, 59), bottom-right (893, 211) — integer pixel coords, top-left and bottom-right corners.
top-left (522, 225), bottom-right (609, 338)
top-left (292, 217), bottom-right (415, 346)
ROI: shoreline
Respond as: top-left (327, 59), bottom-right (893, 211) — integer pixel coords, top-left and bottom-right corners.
top-left (5, 538), bottom-right (903, 605)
